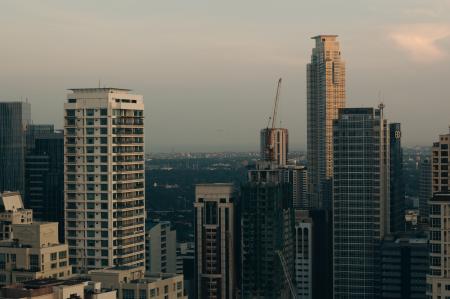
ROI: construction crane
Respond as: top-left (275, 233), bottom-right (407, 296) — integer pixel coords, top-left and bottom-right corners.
top-left (267, 78), bottom-right (282, 129)
top-left (276, 250), bottom-right (297, 299)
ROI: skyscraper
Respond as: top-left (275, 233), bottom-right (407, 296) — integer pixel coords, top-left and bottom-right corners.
top-left (260, 128), bottom-right (288, 166)
top-left (294, 210), bottom-right (313, 299)
top-left (25, 124), bottom-right (54, 153)
top-left (64, 88), bottom-right (145, 273)
top-left (426, 129), bottom-right (450, 298)
top-left (427, 193), bottom-right (450, 298)
top-left (381, 232), bottom-right (428, 299)
top-left (389, 123), bottom-right (405, 232)
top-left (194, 183), bottom-right (236, 299)
top-left (307, 35), bottom-right (345, 209)
top-left (0, 102), bottom-right (31, 195)
top-left (418, 157), bottom-right (432, 221)
top-left (431, 129), bottom-right (450, 193)
top-left (240, 161), bottom-right (294, 298)
top-left (282, 165), bottom-right (308, 208)
top-left (145, 220), bottom-right (177, 274)
top-left (332, 107), bottom-right (389, 298)
top-left (25, 131), bottom-right (65, 241)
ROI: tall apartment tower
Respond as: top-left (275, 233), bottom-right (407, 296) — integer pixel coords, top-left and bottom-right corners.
top-left (389, 123), bottom-right (405, 233)
top-left (333, 107), bottom-right (390, 298)
top-left (426, 129), bottom-right (450, 298)
top-left (194, 183), bottom-right (236, 299)
top-left (260, 128), bottom-right (288, 166)
top-left (282, 165), bottom-right (308, 208)
top-left (240, 161), bottom-right (294, 299)
top-left (0, 102), bottom-right (31, 195)
top-left (145, 220), bottom-right (177, 274)
top-left (418, 157), bottom-right (432, 220)
top-left (307, 35), bottom-right (345, 209)
top-left (64, 88), bottom-right (145, 273)
top-left (295, 210), bottom-right (313, 299)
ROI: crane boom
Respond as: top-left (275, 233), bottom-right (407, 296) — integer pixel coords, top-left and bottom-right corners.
top-left (271, 78), bottom-right (282, 129)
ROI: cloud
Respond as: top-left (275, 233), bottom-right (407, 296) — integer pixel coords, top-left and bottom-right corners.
top-left (389, 24), bottom-right (450, 63)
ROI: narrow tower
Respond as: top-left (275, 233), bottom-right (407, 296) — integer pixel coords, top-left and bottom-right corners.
top-left (64, 88), bottom-right (145, 273)
top-left (307, 35), bottom-right (345, 209)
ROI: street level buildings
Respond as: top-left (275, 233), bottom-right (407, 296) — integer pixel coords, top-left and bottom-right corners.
top-left (64, 88), bottom-right (145, 273)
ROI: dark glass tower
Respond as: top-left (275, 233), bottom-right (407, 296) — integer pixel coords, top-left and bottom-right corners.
top-left (25, 131), bottom-right (64, 241)
top-left (240, 161), bottom-right (294, 298)
top-left (389, 123), bottom-right (405, 232)
top-left (333, 107), bottom-right (390, 298)
top-left (0, 102), bottom-right (31, 195)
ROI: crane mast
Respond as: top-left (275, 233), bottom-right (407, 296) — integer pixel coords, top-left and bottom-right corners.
top-left (271, 78), bottom-right (282, 129)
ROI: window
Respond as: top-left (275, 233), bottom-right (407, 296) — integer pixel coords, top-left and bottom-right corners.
top-left (140, 290), bottom-right (147, 299)
top-left (123, 289), bottom-right (135, 299)
top-left (29, 254), bottom-right (39, 271)
top-left (51, 253), bottom-right (57, 261)
top-left (86, 109), bottom-right (95, 116)
top-left (100, 109), bottom-right (108, 116)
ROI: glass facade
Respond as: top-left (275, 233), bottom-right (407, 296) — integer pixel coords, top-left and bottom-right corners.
top-left (332, 107), bottom-right (389, 298)
top-left (0, 102), bottom-right (31, 195)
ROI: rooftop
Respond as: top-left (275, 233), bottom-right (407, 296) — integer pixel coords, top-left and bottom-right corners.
top-left (68, 87), bottom-right (131, 93)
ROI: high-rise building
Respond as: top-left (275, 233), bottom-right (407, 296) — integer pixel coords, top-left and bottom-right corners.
top-left (25, 124), bottom-right (54, 153)
top-left (381, 232), bottom-right (428, 299)
top-left (282, 165), bottom-right (308, 208)
top-left (240, 161), bottom-right (294, 298)
top-left (431, 130), bottom-right (450, 193)
top-left (389, 123), bottom-right (405, 232)
top-left (427, 129), bottom-right (450, 298)
top-left (194, 183), bottom-right (236, 299)
top-left (260, 128), bottom-right (288, 166)
top-left (307, 35), bottom-right (345, 209)
top-left (64, 88), bottom-right (145, 273)
top-left (25, 131), bottom-right (65, 241)
top-left (332, 107), bottom-right (389, 298)
top-left (145, 220), bottom-right (177, 274)
top-left (295, 210), bottom-right (312, 299)
top-left (0, 102), bottom-right (31, 195)
top-left (418, 157), bottom-right (432, 221)
top-left (427, 193), bottom-right (450, 298)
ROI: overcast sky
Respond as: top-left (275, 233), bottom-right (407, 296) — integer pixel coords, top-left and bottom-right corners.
top-left (1, 0), bottom-right (450, 152)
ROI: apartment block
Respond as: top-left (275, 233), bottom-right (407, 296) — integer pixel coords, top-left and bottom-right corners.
top-left (194, 183), bottom-right (236, 299)
top-left (0, 222), bottom-right (72, 285)
top-left (64, 88), bottom-right (145, 273)
top-left (145, 220), bottom-right (177, 274)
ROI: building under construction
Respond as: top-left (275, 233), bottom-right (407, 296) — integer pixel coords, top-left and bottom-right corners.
top-left (240, 161), bottom-right (295, 298)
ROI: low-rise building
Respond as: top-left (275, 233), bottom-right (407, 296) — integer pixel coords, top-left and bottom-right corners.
top-left (89, 267), bottom-right (185, 299)
top-left (0, 278), bottom-right (116, 299)
top-left (0, 222), bottom-right (72, 285)
top-left (0, 192), bottom-right (33, 240)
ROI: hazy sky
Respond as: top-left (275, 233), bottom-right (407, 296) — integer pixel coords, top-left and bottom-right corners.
top-left (1, 0), bottom-right (450, 152)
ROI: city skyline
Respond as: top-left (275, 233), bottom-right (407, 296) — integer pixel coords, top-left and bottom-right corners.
top-left (1, 1), bottom-right (450, 152)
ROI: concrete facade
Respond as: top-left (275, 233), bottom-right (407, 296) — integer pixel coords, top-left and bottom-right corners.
top-left (64, 88), bottom-right (145, 273)
top-left (0, 222), bottom-right (72, 286)
top-left (145, 220), bottom-right (177, 274)
top-left (194, 183), bottom-right (236, 299)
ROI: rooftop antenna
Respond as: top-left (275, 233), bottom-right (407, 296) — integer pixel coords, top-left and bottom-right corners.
top-left (98, 79), bottom-right (101, 88)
